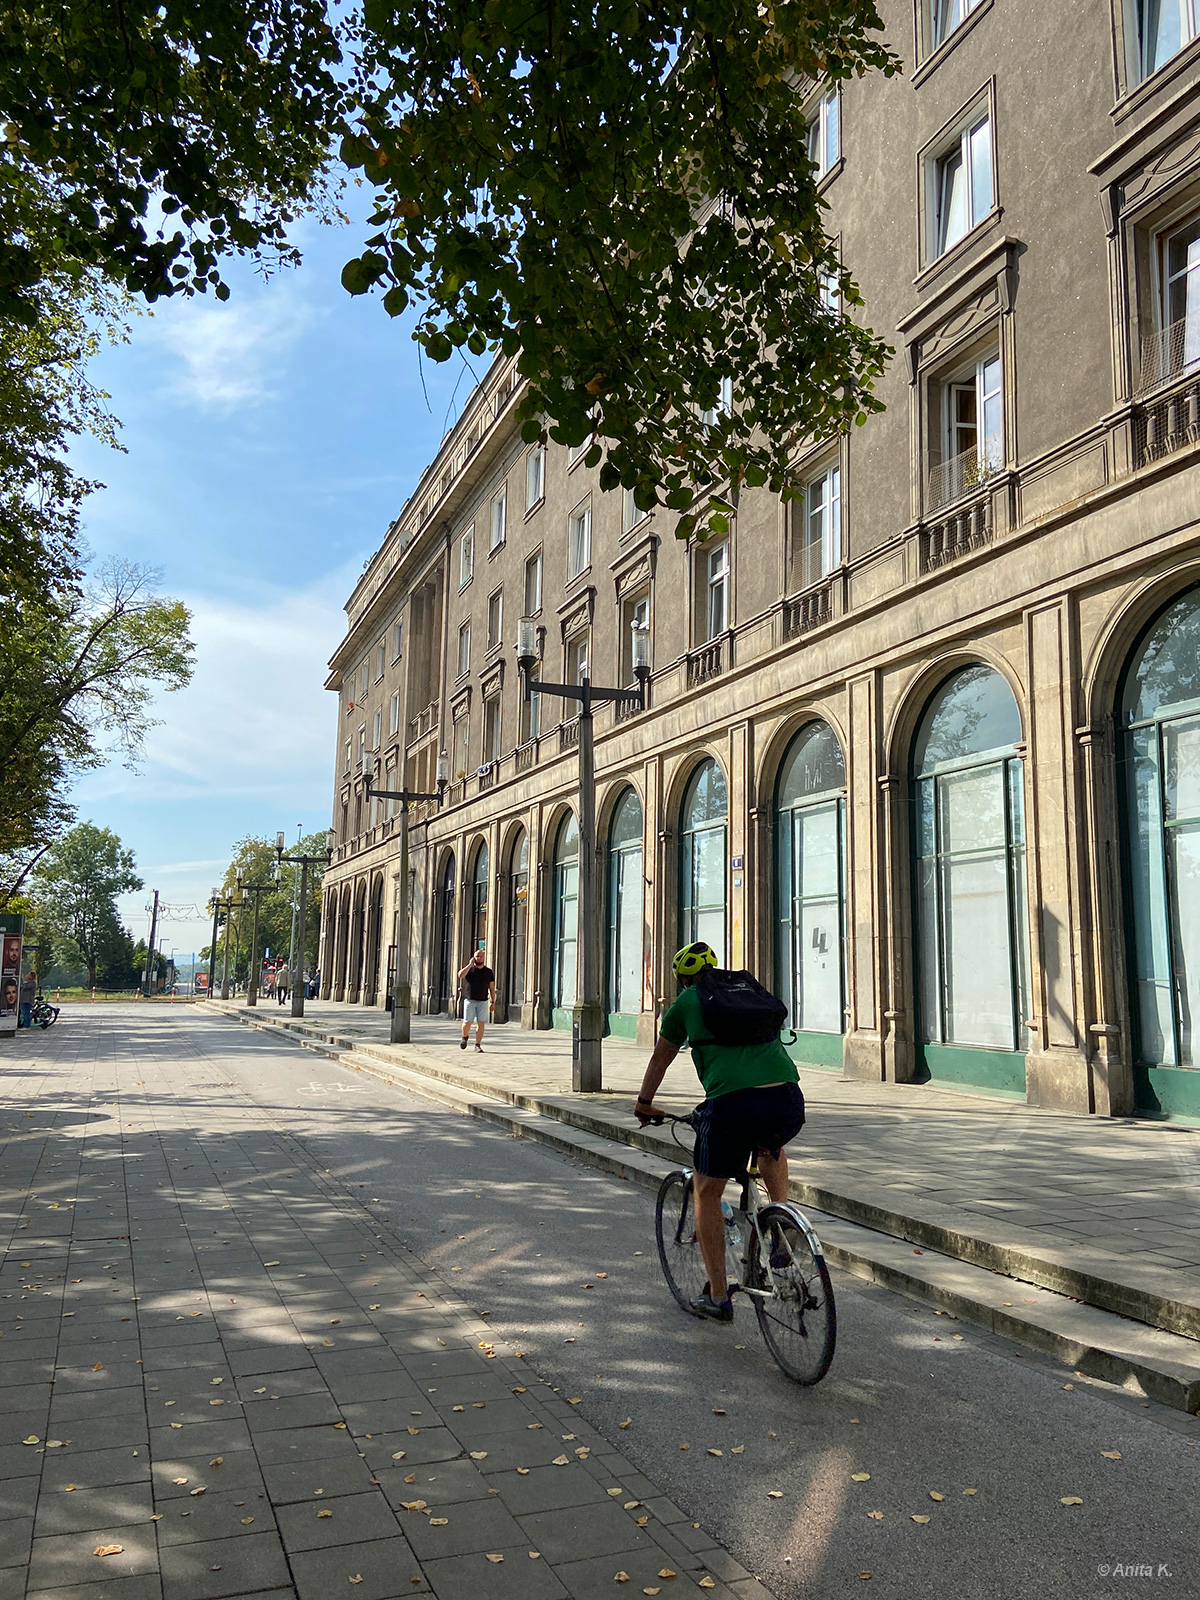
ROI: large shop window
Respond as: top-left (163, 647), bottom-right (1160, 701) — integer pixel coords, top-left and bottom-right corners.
top-left (1122, 587), bottom-right (1200, 1119)
top-left (435, 854), bottom-right (456, 1014)
top-left (913, 665), bottom-right (1030, 1094)
top-left (508, 830), bottom-right (530, 1010)
top-left (776, 722), bottom-right (847, 1065)
top-left (470, 842), bottom-right (489, 959)
top-left (679, 760), bottom-right (728, 964)
top-left (607, 789), bottom-right (644, 1035)
top-left (551, 812), bottom-right (580, 1024)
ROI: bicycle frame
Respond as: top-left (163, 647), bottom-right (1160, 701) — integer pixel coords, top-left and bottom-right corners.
top-left (672, 1165), bottom-right (829, 1301)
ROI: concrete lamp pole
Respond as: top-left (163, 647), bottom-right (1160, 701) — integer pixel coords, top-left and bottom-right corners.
top-left (239, 875), bottom-right (277, 1009)
top-left (275, 834), bottom-right (333, 1019)
top-left (516, 616), bottom-right (650, 1092)
top-left (362, 751), bottom-right (448, 1044)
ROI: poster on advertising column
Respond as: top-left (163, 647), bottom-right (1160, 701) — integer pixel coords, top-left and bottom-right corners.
top-left (0, 914), bottom-right (25, 1037)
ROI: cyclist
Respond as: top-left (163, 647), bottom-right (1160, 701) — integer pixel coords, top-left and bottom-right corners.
top-left (635, 942), bottom-right (805, 1321)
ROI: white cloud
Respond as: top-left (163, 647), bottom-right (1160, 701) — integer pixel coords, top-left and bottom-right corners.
top-left (148, 284), bottom-right (318, 411)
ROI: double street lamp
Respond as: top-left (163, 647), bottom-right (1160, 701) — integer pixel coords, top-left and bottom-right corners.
top-left (275, 832), bottom-right (333, 1019)
top-left (207, 887), bottom-right (238, 1000)
top-left (238, 872), bottom-right (278, 1009)
top-left (516, 616), bottom-right (650, 1091)
top-left (363, 751), bottom-right (448, 1043)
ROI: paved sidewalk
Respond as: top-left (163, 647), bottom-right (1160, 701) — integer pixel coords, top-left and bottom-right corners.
top-left (0, 1010), bottom-right (770, 1600)
top-left (211, 999), bottom-right (1200, 1341)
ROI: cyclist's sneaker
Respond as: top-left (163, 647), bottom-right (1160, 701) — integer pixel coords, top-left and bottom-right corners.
top-left (689, 1285), bottom-right (734, 1322)
top-left (475, 1043), bottom-right (484, 1052)
top-left (459, 1037), bottom-right (468, 1050)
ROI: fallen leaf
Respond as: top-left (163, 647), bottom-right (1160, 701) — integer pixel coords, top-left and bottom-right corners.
top-left (190, 1487), bottom-right (206, 1497)
top-left (170, 1423), bottom-right (182, 1429)
top-left (962, 1488), bottom-right (977, 1496)
top-left (529, 1550), bottom-right (541, 1559)
top-left (350, 1577), bottom-right (363, 1585)
top-left (767, 1490), bottom-right (783, 1499)
top-left (94, 1545), bottom-right (123, 1557)
top-left (867, 1510), bottom-right (883, 1520)
top-left (368, 1304), bottom-right (380, 1310)
top-left (1100, 1451), bottom-right (1122, 1460)
top-left (607, 1487), bottom-right (623, 1497)
top-left (659, 1570), bottom-right (676, 1579)
top-left (407, 1427), bottom-right (420, 1436)
top-left (859, 1573), bottom-right (873, 1581)
top-left (209, 1458), bottom-right (223, 1467)
top-left (469, 1451), bottom-right (488, 1460)
top-left (391, 1452), bottom-right (406, 1461)
top-left (21, 1437), bottom-right (38, 1447)
top-left (624, 1501), bottom-right (640, 1510)
top-left (46, 1439), bottom-right (64, 1448)
top-left (731, 1445), bottom-right (745, 1454)
top-left (619, 1418), bottom-right (632, 1430)
top-left (568, 1397), bottom-right (582, 1405)
top-left (150, 1514), bottom-right (162, 1522)
top-left (552, 1455), bottom-right (569, 1466)
top-left (706, 1447), bottom-right (724, 1458)
top-left (517, 1468), bottom-right (530, 1476)
top-left (253, 1388), bottom-right (267, 1395)
top-left (513, 1387), bottom-right (527, 1394)
top-left (211, 1378), bottom-right (223, 1385)
top-left (322, 1340), bottom-right (335, 1348)
top-left (92, 1362), bottom-right (103, 1372)
top-left (1061, 1496), bottom-right (1083, 1506)
top-left (63, 1484), bottom-right (76, 1492)
top-left (929, 1491), bottom-right (945, 1501)
top-left (644, 1589), bottom-right (661, 1596)
top-left (317, 1509), bottom-right (333, 1519)
top-left (333, 1422), bottom-right (347, 1430)
top-left (485, 1553), bottom-right (504, 1563)
top-left (615, 1575), bottom-right (630, 1585)
top-left (712, 1408), bottom-right (726, 1416)
top-left (400, 1501), bottom-right (427, 1511)
top-left (240, 1517), bottom-right (254, 1525)
top-left (430, 1517), bottom-right (448, 1526)
top-left (911, 1514), bottom-right (930, 1524)
top-left (404, 1474), bottom-right (416, 1484)
top-left (679, 1442), bottom-right (690, 1451)
top-left (172, 1477), bottom-right (188, 1486)
top-left (596, 1272), bottom-right (608, 1279)
top-left (851, 1473), bottom-right (871, 1482)
top-left (699, 1581), bottom-right (716, 1590)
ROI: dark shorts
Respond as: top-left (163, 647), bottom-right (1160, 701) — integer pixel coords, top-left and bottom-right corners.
top-left (691, 1083), bottom-right (806, 1180)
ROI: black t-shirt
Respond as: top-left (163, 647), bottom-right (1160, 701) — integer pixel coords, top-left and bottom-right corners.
top-left (463, 965), bottom-right (494, 1002)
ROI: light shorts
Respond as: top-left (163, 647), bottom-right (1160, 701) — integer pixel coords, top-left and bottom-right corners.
top-left (463, 997), bottom-right (490, 1024)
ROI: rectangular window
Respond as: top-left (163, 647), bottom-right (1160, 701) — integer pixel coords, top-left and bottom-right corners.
top-left (357, 726), bottom-right (366, 767)
top-left (1138, 0), bottom-right (1198, 79)
top-left (490, 486), bottom-right (507, 550)
top-left (931, 0), bottom-right (982, 49)
top-left (344, 740), bottom-right (351, 774)
top-left (458, 525), bottom-right (475, 589)
top-left (483, 697), bottom-right (502, 764)
top-left (392, 621), bottom-right (403, 661)
top-left (487, 588), bottom-right (503, 651)
top-left (360, 661), bottom-right (369, 701)
top-left (931, 113), bottom-right (993, 259)
top-left (806, 90), bottom-right (840, 177)
top-left (569, 632), bottom-right (590, 685)
top-left (798, 465), bottom-right (842, 589)
top-left (453, 715), bottom-right (470, 778)
top-left (520, 667), bottom-right (542, 744)
top-left (819, 268), bottom-right (841, 314)
top-left (1153, 213), bottom-right (1200, 384)
top-left (372, 709), bottom-right (382, 750)
top-left (388, 691), bottom-right (400, 737)
top-left (568, 500), bottom-right (592, 579)
top-left (376, 643), bottom-right (386, 682)
top-left (457, 620), bottom-right (471, 677)
top-left (524, 549), bottom-right (543, 616)
top-left (700, 376), bottom-right (734, 427)
top-left (525, 445), bottom-right (546, 509)
top-left (620, 593), bottom-right (651, 684)
top-left (567, 439), bottom-right (589, 466)
top-left (931, 352), bottom-right (1003, 508)
top-left (705, 542), bottom-right (729, 641)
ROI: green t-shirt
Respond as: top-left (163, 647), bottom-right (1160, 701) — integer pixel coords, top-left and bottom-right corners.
top-left (659, 985), bottom-right (798, 1101)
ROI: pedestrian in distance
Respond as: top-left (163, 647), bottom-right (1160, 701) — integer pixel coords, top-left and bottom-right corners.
top-left (18, 969), bottom-right (35, 1029)
top-left (275, 963), bottom-right (290, 1006)
top-left (457, 948), bottom-right (495, 1053)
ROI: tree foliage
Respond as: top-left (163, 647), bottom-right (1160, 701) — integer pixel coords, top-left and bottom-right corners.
top-left (343, 0), bottom-right (898, 535)
top-left (0, 559), bottom-right (195, 881)
top-left (31, 821), bottom-right (143, 988)
top-left (206, 834), bottom-right (327, 981)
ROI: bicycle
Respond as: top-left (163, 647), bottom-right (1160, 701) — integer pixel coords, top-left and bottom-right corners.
top-left (651, 1111), bottom-right (836, 1386)
top-left (30, 994), bottom-right (59, 1030)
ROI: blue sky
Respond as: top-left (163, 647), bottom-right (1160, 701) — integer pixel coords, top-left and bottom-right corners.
top-left (69, 200), bottom-right (467, 961)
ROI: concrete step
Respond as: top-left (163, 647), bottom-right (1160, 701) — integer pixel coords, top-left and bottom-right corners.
top-left (214, 1003), bottom-right (1200, 1383)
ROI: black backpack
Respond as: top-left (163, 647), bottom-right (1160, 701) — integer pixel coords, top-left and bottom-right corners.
top-left (693, 967), bottom-right (789, 1046)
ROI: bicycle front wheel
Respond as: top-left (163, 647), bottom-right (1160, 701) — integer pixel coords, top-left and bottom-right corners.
top-left (753, 1205), bottom-right (837, 1385)
top-left (655, 1171), bottom-right (708, 1315)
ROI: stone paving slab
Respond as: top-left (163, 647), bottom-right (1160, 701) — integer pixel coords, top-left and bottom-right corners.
top-left (213, 997), bottom-right (1200, 1339)
top-left (0, 1008), bottom-right (767, 1600)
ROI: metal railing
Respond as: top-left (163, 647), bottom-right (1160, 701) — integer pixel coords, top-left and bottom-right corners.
top-left (1137, 316), bottom-right (1200, 396)
top-left (926, 444), bottom-right (1000, 513)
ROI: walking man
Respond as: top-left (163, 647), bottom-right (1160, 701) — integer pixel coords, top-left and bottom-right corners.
top-left (457, 948), bottom-right (495, 1053)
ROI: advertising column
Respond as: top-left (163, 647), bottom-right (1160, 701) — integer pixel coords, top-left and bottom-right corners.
top-left (0, 913), bottom-right (25, 1038)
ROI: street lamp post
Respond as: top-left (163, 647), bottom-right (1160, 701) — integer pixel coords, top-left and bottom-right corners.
top-left (239, 873), bottom-right (277, 1009)
top-left (207, 889), bottom-right (221, 999)
top-left (516, 617), bottom-right (650, 1091)
top-left (220, 891), bottom-right (236, 1000)
top-left (275, 832), bottom-right (333, 1019)
top-left (362, 751), bottom-right (448, 1044)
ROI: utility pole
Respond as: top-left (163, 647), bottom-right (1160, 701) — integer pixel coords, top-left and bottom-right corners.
top-left (516, 617), bottom-right (649, 1091)
top-left (142, 890), bottom-right (160, 997)
top-left (286, 823), bottom-right (301, 980)
top-left (276, 833), bottom-right (333, 1019)
top-left (363, 753), bottom-right (448, 1042)
top-left (207, 891), bottom-right (220, 998)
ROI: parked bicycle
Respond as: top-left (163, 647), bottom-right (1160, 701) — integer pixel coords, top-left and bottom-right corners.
top-left (652, 1111), bottom-right (836, 1385)
top-left (30, 994), bottom-right (59, 1030)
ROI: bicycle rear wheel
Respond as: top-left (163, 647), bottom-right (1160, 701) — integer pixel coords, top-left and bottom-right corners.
top-left (655, 1171), bottom-right (708, 1314)
top-left (753, 1205), bottom-right (836, 1385)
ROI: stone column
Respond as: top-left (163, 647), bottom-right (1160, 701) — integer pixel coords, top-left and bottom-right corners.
top-left (844, 674), bottom-right (888, 1082)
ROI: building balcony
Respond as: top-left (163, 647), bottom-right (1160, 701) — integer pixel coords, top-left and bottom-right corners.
top-left (926, 443), bottom-right (1001, 514)
top-left (515, 738), bottom-right (539, 774)
top-left (1133, 368), bottom-right (1200, 469)
top-left (559, 718), bottom-right (580, 752)
top-left (783, 579), bottom-right (833, 640)
top-left (1136, 316), bottom-right (1200, 398)
top-left (687, 632), bottom-right (730, 688)
top-left (407, 699), bottom-right (439, 746)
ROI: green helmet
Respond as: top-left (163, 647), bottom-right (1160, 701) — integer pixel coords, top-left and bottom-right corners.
top-left (672, 941), bottom-right (718, 980)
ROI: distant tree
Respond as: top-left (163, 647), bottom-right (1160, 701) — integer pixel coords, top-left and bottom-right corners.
top-left (216, 832), bottom-right (328, 975)
top-left (32, 822), bottom-right (143, 988)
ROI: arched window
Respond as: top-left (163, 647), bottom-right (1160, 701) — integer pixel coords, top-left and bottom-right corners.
top-left (776, 722), bottom-right (846, 1048)
top-left (507, 829), bottom-right (530, 1011)
top-left (551, 812), bottom-right (579, 1021)
top-left (913, 665), bottom-right (1030, 1084)
top-left (607, 788), bottom-right (644, 1029)
top-left (435, 853), bottom-right (456, 1014)
top-left (470, 842), bottom-right (489, 959)
top-left (679, 759), bottom-right (728, 964)
top-left (1122, 587), bottom-right (1200, 1080)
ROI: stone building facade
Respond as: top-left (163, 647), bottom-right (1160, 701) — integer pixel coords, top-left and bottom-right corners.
top-left (320, 0), bottom-right (1200, 1121)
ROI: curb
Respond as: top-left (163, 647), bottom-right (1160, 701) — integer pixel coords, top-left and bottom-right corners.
top-left (209, 1002), bottom-right (1200, 1411)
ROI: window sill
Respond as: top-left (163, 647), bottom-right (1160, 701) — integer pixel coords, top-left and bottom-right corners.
top-left (911, 0), bottom-right (994, 88)
top-left (620, 511), bottom-right (654, 543)
top-left (458, 575), bottom-right (473, 594)
top-left (453, 669), bottom-right (471, 685)
top-left (523, 497), bottom-right (544, 521)
top-left (564, 565), bottom-right (592, 589)
top-left (1111, 32), bottom-right (1200, 123)
top-left (488, 538), bottom-right (506, 560)
top-left (814, 156), bottom-right (845, 193)
top-left (566, 452), bottom-right (591, 473)
top-left (915, 206), bottom-right (1004, 292)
